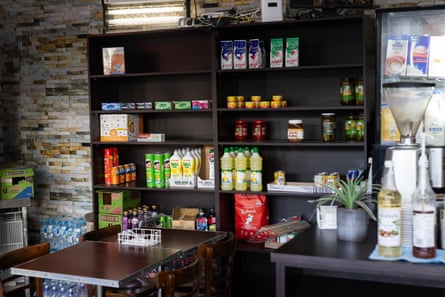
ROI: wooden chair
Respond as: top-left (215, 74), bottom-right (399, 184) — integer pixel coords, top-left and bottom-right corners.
top-left (78, 224), bottom-right (121, 242)
top-left (0, 242), bottom-right (50, 297)
top-left (197, 232), bottom-right (236, 297)
top-left (156, 254), bottom-right (202, 297)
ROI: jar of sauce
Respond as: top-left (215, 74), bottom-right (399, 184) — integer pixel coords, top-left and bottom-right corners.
top-left (234, 120), bottom-right (248, 141)
top-left (321, 113), bottom-right (336, 142)
top-left (288, 119), bottom-right (304, 142)
top-left (355, 78), bottom-right (364, 105)
top-left (344, 114), bottom-right (357, 141)
top-left (340, 78), bottom-right (355, 105)
top-left (252, 120), bottom-right (266, 141)
top-left (356, 113), bottom-right (365, 141)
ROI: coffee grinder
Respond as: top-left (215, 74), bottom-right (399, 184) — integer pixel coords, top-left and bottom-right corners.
top-left (383, 81), bottom-right (435, 247)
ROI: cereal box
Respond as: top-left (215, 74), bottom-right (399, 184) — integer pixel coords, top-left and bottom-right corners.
top-left (406, 35), bottom-right (429, 78)
top-left (233, 40), bottom-right (247, 69)
top-left (385, 35), bottom-right (409, 77)
top-left (102, 47), bottom-right (126, 75)
top-left (428, 35), bottom-right (445, 79)
top-left (100, 114), bottom-right (142, 142)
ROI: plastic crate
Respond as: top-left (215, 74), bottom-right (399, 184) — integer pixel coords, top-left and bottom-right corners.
top-left (0, 209), bottom-right (24, 253)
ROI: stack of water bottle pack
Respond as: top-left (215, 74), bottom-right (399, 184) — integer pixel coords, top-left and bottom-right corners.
top-left (42, 279), bottom-right (88, 297)
top-left (40, 216), bottom-right (88, 252)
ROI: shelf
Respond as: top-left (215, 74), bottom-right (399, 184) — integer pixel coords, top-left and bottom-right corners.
top-left (91, 139), bottom-right (214, 146)
top-left (93, 184), bottom-right (215, 193)
top-left (90, 70), bottom-right (212, 79)
top-left (92, 109), bottom-right (213, 115)
top-left (218, 140), bottom-right (365, 147)
top-left (217, 106), bottom-right (364, 112)
top-left (216, 64), bottom-right (363, 74)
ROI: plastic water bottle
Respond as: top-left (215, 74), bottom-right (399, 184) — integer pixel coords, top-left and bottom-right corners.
top-left (77, 284), bottom-right (87, 297)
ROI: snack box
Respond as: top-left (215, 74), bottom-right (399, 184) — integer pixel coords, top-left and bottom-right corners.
top-left (100, 114), bottom-right (142, 142)
top-left (98, 213), bottom-right (123, 229)
top-left (0, 165), bottom-right (34, 200)
top-left (172, 207), bottom-right (199, 230)
top-left (137, 133), bottom-right (166, 143)
top-left (101, 103), bottom-right (121, 111)
top-left (174, 101), bottom-right (191, 110)
top-left (154, 101), bottom-right (172, 110)
top-left (97, 189), bottom-right (141, 214)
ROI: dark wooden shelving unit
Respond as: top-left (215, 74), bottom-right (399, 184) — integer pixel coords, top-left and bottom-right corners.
top-left (87, 15), bottom-right (375, 296)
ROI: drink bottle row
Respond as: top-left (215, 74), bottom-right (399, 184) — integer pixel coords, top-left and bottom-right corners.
top-left (40, 217), bottom-right (88, 252)
top-left (220, 146), bottom-right (263, 192)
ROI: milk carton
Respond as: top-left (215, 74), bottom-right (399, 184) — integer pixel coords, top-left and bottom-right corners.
top-left (285, 37), bottom-right (299, 67)
top-left (220, 40), bottom-right (233, 70)
top-left (249, 39), bottom-right (261, 69)
top-left (428, 35), bottom-right (445, 79)
top-left (406, 35), bottom-right (429, 78)
top-left (270, 38), bottom-right (283, 68)
top-left (234, 40), bottom-right (247, 69)
top-left (385, 35), bottom-right (409, 77)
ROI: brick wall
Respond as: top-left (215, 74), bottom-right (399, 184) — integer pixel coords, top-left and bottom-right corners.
top-left (0, 0), bottom-right (103, 243)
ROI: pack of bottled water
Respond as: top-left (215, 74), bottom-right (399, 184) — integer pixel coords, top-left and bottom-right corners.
top-left (40, 216), bottom-right (87, 252)
top-left (42, 279), bottom-right (88, 297)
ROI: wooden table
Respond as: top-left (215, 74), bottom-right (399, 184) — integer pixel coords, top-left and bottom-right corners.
top-left (270, 224), bottom-right (445, 297)
top-left (12, 229), bottom-right (225, 297)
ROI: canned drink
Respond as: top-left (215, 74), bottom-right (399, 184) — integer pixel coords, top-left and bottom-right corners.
top-left (104, 148), bottom-right (114, 185)
top-left (124, 164), bottom-right (131, 183)
top-left (118, 165), bottom-right (125, 184)
top-left (111, 166), bottom-right (119, 185)
top-left (145, 154), bottom-right (155, 188)
top-left (129, 162), bottom-right (137, 182)
top-left (153, 153), bottom-right (164, 188)
top-left (163, 153), bottom-right (171, 188)
top-left (274, 170), bottom-right (286, 185)
top-left (112, 147), bottom-right (119, 166)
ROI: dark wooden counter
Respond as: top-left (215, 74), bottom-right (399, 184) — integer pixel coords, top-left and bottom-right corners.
top-left (271, 224), bottom-right (445, 297)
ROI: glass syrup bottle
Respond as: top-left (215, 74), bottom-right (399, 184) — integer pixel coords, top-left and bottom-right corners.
top-left (412, 140), bottom-right (436, 259)
top-left (377, 160), bottom-right (402, 258)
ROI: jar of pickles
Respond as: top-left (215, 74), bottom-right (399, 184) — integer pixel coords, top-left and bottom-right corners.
top-left (356, 113), bottom-right (365, 141)
top-left (344, 114), bottom-right (357, 141)
top-left (340, 78), bottom-right (355, 105)
top-left (321, 113), bottom-right (336, 142)
top-left (355, 78), bottom-right (364, 105)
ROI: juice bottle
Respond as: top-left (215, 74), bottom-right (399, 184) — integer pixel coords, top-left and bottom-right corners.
top-left (377, 160), bottom-right (402, 258)
top-left (234, 147), bottom-right (248, 191)
top-left (249, 147), bottom-right (263, 192)
top-left (182, 148), bottom-right (196, 186)
top-left (170, 149), bottom-right (183, 183)
top-left (220, 147), bottom-right (233, 191)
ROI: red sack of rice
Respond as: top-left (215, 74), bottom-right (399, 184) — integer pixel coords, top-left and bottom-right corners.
top-left (234, 193), bottom-right (269, 241)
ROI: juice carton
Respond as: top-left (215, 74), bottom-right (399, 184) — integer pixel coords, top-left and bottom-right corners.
top-left (234, 40), bottom-right (247, 69)
top-left (270, 38), bottom-right (283, 68)
top-left (249, 39), bottom-right (261, 69)
top-left (406, 35), bottom-right (429, 77)
top-left (384, 35), bottom-right (409, 77)
top-left (285, 37), bottom-right (299, 67)
top-left (220, 40), bottom-right (233, 70)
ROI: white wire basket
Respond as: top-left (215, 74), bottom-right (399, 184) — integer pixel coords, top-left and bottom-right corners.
top-left (117, 228), bottom-right (162, 246)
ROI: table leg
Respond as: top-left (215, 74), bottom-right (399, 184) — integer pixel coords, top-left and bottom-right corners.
top-left (275, 262), bottom-right (286, 297)
top-left (96, 285), bottom-right (104, 297)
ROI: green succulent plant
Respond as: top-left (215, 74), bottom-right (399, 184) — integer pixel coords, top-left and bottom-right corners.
top-left (309, 175), bottom-right (379, 221)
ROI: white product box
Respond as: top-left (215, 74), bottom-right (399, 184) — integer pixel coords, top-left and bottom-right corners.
top-left (100, 114), bottom-right (141, 142)
top-left (406, 35), bottom-right (429, 77)
top-left (220, 40), bottom-right (233, 70)
top-left (285, 37), bottom-right (299, 67)
top-left (385, 35), bottom-right (409, 77)
top-left (233, 40), bottom-right (247, 69)
top-left (428, 35), bottom-right (445, 79)
top-left (270, 38), bottom-right (283, 68)
top-left (248, 39), bottom-right (262, 69)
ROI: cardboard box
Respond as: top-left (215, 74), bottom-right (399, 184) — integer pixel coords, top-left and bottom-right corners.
top-left (97, 190), bottom-right (141, 214)
top-left (98, 213), bottom-right (122, 229)
top-left (172, 208), bottom-right (199, 230)
top-left (102, 47), bottom-right (126, 75)
top-left (100, 114), bottom-right (142, 142)
top-left (0, 165), bottom-right (34, 200)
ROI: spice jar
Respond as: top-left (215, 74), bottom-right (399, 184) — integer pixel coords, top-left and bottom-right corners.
top-left (234, 120), bottom-right (248, 141)
top-left (321, 113), bottom-right (336, 142)
top-left (288, 119), bottom-right (304, 142)
top-left (340, 78), bottom-right (355, 105)
top-left (344, 114), bottom-right (357, 141)
top-left (252, 120), bottom-right (266, 141)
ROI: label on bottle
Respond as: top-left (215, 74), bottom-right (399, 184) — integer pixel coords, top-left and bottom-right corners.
top-left (221, 169), bottom-right (233, 190)
top-left (378, 208), bottom-right (401, 247)
top-left (413, 211), bottom-right (436, 248)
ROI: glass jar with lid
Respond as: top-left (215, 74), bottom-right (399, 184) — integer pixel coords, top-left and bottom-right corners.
top-left (288, 119), bottom-right (304, 142)
top-left (321, 113), bottom-right (336, 142)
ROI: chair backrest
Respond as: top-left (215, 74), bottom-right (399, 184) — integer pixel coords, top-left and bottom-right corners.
top-left (156, 255), bottom-right (202, 297)
top-left (197, 232), bottom-right (236, 297)
top-left (79, 225), bottom-right (121, 242)
top-left (0, 242), bottom-right (50, 297)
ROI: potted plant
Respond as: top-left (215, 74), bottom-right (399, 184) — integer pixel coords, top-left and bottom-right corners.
top-left (310, 175), bottom-right (379, 242)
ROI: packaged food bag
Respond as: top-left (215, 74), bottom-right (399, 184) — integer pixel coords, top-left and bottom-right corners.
top-left (234, 193), bottom-right (269, 240)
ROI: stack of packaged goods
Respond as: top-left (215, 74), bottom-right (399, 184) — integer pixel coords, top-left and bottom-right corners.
top-left (97, 189), bottom-right (141, 229)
